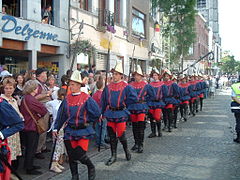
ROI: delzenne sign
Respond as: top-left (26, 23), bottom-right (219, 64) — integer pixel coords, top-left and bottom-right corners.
top-left (1, 15), bottom-right (58, 41)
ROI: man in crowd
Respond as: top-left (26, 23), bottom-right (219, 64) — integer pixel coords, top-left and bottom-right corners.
top-left (34, 68), bottom-right (52, 159)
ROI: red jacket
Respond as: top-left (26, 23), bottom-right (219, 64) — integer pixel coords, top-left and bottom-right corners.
top-left (20, 94), bottom-right (47, 132)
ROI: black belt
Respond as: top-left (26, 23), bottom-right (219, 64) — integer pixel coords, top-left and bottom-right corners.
top-left (109, 106), bottom-right (126, 111)
top-left (69, 123), bottom-right (89, 130)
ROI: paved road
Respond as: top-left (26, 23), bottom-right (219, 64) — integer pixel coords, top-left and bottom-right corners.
top-left (31, 90), bottom-right (240, 180)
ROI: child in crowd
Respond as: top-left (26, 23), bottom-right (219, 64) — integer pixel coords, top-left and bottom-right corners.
top-left (46, 88), bottom-right (66, 173)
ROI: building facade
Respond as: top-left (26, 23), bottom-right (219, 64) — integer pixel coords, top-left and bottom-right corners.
top-left (196, 0), bottom-right (221, 64)
top-left (0, 0), bottom-right (69, 77)
top-left (185, 13), bottom-right (209, 74)
top-left (70, 0), bottom-right (164, 75)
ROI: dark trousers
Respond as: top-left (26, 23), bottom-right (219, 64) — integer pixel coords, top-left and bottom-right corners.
top-left (23, 131), bottom-right (39, 170)
top-left (234, 113), bottom-right (240, 133)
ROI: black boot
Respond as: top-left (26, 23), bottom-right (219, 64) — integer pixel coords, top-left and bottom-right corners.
top-left (190, 101), bottom-right (195, 116)
top-left (156, 121), bottom-right (162, 137)
top-left (200, 98), bottom-right (203, 111)
top-left (119, 133), bottom-right (131, 161)
top-left (167, 108), bottom-right (173, 132)
top-left (131, 122), bottom-right (139, 151)
top-left (69, 161), bottom-right (79, 180)
top-left (233, 133), bottom-right (240, 143)
top-left (148, 120), bottom-right (156, 138)
top-left (162, 109), bottom-right (167, 130)
top-left (106, 127), bottom-right (117, 166)
top-left (137, 122), bottom-right (145, 153)
top-left (183, 104), bottom-right (188, 121)
top-left (180, 105), bottom-right (184, 121)
top-left (79, 154), bottom-right (95, 180)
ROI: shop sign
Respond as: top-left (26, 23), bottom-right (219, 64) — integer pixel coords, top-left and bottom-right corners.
top-left (1, 15), bottom-right (58, 42)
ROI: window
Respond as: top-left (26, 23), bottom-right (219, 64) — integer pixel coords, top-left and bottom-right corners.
top-left (41, 0), bottom-right (53, 25)
top-left (80, 0), bottom-right (89, 11)
top-left (197, 0), bottom-right (206, 9)
top-left (2, 0), bottom-right (20, 17)
top-left (96, 52), bottom-right (107, 71)
top-left (114, 0), bottom-right (121, 24)
top-left (132, 8), bottom-right (146, 38)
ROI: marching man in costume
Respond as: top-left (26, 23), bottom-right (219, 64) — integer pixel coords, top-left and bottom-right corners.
top-left (197, 73), bottom-right (207, 111)
top-left (0, 97), bottom-right (24, 180)
top-left (128, 65), bottom-right (156, 153)
top-left (178, 74), bottom-right (191, 121)
top-left (188, 74), bottom-right (198, 116)
top-left (53, 70), bottom-right (101, 180)
top-left (101, 62), bottom-right (138, 166)
top-left (162, 69), bottom-right (180, 131)
top-left (148, 68), bottom-right (167, 138)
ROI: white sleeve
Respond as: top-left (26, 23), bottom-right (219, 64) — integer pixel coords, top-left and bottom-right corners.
top-left (0, 131), bottom-right (4, 140)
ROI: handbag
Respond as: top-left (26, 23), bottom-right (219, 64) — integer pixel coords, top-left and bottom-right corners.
top-left (23, 99), bottom-right (49, 134)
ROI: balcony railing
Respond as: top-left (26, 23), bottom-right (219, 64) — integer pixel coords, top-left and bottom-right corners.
top-left (97, 9), bottom-right (115, 32)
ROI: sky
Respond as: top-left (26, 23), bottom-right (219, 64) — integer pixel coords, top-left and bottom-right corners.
top-left (219, 0), bottom-right (240, 60)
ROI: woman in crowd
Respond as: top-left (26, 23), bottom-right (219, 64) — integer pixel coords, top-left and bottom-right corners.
top-left (14, 73), bottom-right (25, 105)
top-left (1, 77), bottom-right (24, 172)
top-left (47, 75), bottom-right (60, 100)
top-left (20, 80), bottom-right (48, 175)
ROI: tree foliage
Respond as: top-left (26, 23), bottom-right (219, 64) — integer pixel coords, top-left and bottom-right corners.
top-left (220, 55), bottom-right (240, 74)
top-left (152, 0), bottom-right (196, 66)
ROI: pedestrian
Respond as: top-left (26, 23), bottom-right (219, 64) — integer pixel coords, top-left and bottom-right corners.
top-left (147, 68), bottom-right (167, 138)
top-left (101, 62), bottom-right (138, 166)
top-left (34, 68), bottom-right (52, 159)
top-left (46, 88), bottom-right (66, 173)
top-left (0, 96), bottom-right (24, 180)
top-left (230, 75), bottom-right (240, 143)
top-left (13, 73), bottom-right (25, 105)
top-left (92, 76), bottom-right (109, 149)
top-left (128, 65), bottom-right (155, 153)
top-left (53, 70), bottom-right (101, 180)
top-left (0, 65), bottom-right (12, 80)
top-left (162, 69), bottom-right (180, 131)
top-left (19, 80), bottom-right (48, 175)
top-left (47, 75), bottom-right (60, 100)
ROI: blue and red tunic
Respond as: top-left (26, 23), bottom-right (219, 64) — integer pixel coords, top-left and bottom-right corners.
top-left (188, 80), bottom-right (198, 99)
top-left (148, 81), bottom-right (167, 109)
top-left (101, 81), bottom-right (138, 123)
top-left (163, 80), bottom-right (180, 105)
top-left (178, 82), bottom-right (191, 103)
top-left (54, 92), bottom-right (101, 141)
top-left (128, 81), bottom-right (156, 114)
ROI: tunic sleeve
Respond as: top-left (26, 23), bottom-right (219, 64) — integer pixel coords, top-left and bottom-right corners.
top-left (146, 84), bottom-right (156, 102)
top-left (54, 99), bottom-right (68, 131)
top-left (101, 86), bottom-right (109, 114)
top-left (85, 97), bottom-right (101, 122)
top-left (124, 85), bottom-right (138, 106)
top-left (0, 100), bottom-right (24, 140)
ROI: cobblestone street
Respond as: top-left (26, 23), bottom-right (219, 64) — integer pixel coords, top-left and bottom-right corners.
top-left (32, 90), bottom-right (240, 180)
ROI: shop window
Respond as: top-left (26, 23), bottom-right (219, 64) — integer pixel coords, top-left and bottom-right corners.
top-left (2, 0), bottom-right (20, 17)
top-left (197, 0), bottom-right (206, 9)
top-left (41, 0), bottom-right (53, 25)
top-left (132, 8), bottom-right (146, 38)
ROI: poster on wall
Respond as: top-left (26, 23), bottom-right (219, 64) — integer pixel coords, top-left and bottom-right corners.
top-left (38, 61), bottom-right (59, 74)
